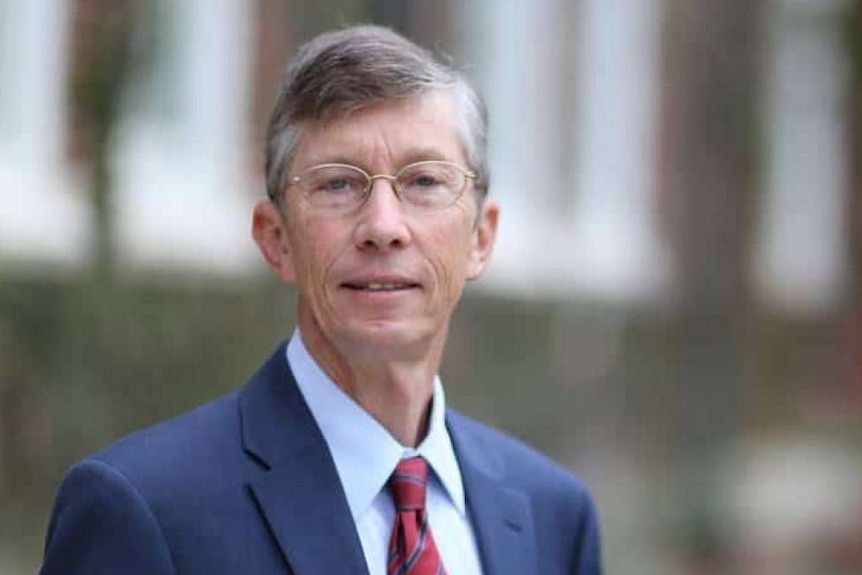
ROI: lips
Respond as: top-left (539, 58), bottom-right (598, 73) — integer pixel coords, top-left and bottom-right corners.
top-left (341, 277), bottom-right (421, 292)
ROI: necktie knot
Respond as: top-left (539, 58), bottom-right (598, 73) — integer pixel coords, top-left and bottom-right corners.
top-left (389, 457), bottom-right (429, 512)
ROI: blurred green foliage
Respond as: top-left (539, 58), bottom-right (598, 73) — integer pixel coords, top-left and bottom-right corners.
top-left (0, 276), bottom-right (293, 562)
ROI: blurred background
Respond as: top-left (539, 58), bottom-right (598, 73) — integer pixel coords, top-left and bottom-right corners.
top-left (1, 0), bottom-right (861, 573)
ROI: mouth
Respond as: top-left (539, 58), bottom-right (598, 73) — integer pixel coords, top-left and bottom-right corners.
top-left (341, 279), bottom-right (422, 292)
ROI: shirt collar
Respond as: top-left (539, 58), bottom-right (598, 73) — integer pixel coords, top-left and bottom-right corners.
top-left (286, 330), bottom-right (466, 521)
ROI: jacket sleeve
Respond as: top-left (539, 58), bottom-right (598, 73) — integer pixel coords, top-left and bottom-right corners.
top-left (39, 458), bottom-right (176, 575)
top-left (571, 491), bottom-right (603, 575)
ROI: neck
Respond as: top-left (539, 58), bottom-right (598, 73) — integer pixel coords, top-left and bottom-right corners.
top-left (298, 313), bottom-right (446, 447)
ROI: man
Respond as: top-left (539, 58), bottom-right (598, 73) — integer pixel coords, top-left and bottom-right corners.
top-left (40, 25), bottom-right (602, 575)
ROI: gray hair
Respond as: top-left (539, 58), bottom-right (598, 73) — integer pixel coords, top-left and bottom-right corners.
top-left (264, 25), bottom-right (488, 205)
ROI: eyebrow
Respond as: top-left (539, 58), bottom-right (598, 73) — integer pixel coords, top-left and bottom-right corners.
top-left (299, 148), bottom-right (455, 173)
top-left (396, 148), bottom-right (452, 166)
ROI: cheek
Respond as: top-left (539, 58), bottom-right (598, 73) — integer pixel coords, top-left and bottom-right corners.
top-left (288, 218), bottom-right (342, 286)
top-left (424, 224), bottom-right (476, 296)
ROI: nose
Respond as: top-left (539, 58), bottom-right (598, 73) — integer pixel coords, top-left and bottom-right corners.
top-left (352, 178), bottom-right (411, 251)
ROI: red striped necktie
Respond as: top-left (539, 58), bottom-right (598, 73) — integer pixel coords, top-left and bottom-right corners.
top-left (387, 457), bottom-right (448, 575)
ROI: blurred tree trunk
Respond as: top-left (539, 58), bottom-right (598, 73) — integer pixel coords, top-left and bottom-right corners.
top-left (847, 0), bottom-right (862, 409)
top-left (71, 0), bottom-right (142, 283)
top-left (652, 2), bottom-right (763, 562)
top-left (656, 0), bottom-right (761, 460)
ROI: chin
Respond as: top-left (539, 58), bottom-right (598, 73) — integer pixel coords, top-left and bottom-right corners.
top-left (340, 321), bottom-right (436, 359)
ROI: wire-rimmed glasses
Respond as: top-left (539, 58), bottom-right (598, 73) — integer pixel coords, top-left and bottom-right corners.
top-left (287, 160), bottom-right (477, 214)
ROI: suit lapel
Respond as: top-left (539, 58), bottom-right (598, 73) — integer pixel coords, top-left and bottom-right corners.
top-left (239, 346), bottom-right (369, 575)
top-left (249, 454), bottom-right (368, 575)
top-left (447, 411), bottom-right (537, 575)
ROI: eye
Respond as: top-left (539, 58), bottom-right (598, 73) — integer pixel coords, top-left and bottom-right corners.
top-left (401, 167), bottom-right (451, 191)
top-left (410, 173), bottom-right (442, 187)
top-left (306, 168), bottom-right (366, 195)
top-left (320, 177), bottom-right (356, 192)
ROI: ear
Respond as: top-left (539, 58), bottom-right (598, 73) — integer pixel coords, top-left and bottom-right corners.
top-left (466, 199), bottom-right (499, 281)
top-left (251, 200), bottom-right (297, 283)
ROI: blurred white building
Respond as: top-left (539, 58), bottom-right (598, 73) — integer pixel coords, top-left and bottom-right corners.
top-left (0, 0), bottom-right (851, 313)
top-left (753, 0), bottom-right (852, 315)
top-left (0, 0), bottom-right (91, 271)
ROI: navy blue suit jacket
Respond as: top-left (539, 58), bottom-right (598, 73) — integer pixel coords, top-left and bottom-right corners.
top-left (40, 343), bottom-right (602, 575)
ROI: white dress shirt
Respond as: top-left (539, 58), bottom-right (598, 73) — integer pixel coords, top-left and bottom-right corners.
top-left (287, 331), bottom-right (484, 575)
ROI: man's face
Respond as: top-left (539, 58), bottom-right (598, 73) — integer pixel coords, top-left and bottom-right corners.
top-left (253, 91), bottom-right (498, 364)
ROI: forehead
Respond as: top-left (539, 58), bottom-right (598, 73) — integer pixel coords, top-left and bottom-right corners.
top-left (291, 91), bottom-right (465, 170)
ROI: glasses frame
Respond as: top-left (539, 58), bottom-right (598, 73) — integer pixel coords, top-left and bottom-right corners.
top-left (287, 160), bottom-right (477, 212)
